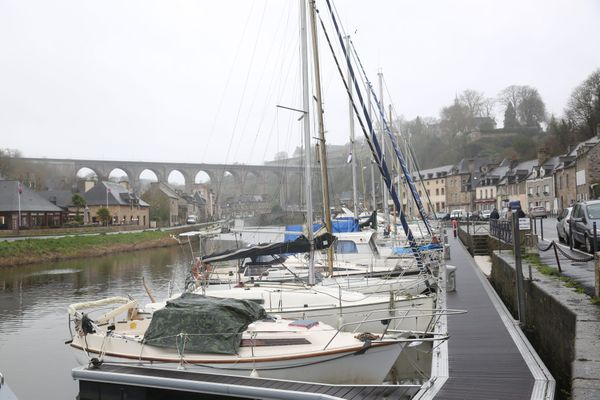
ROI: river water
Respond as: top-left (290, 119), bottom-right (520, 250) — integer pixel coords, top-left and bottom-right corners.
top-left (0, 228), bottom-right (431, 399)
top-left (0, 244), bottom-right (206, 399)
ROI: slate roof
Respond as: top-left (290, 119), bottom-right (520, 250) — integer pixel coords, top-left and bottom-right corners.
top-left (83, 181), bottom-right (149, 207)
top-left (0, 180), bottom-right (64, 212)
top-left (38, 190), bottom-right (75, 209)
top-left (148, 182), bottom-right (180, 200)
top-left (416, 164), bottom-right (454, 180)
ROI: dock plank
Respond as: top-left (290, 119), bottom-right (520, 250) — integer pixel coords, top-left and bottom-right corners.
top-left (436, 234), bottom-right (535, 399)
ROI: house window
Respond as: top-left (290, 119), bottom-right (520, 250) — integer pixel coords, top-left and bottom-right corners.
top-left (544, 184), bottom-right (549, 194)
top-left (485, 189), bottom-right (488, 199)
top-left (436, 188), bottom-right (439, 196)
top-left (441, 188), bottom-right (444, 195)
top-left (528, 187), bottom-right (533, 195)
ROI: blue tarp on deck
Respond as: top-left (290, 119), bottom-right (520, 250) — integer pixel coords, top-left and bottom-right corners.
top-left (284, 218), bottom-right (359, 242)
top-left (392, 243), bottom-right (442, 255)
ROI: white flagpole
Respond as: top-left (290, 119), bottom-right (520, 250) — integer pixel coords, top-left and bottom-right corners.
top-left (17, 182), bottom-right (22, 232)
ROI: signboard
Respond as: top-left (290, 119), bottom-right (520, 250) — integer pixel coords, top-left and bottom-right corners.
top-left (518, 218), bottom-right (531, 231)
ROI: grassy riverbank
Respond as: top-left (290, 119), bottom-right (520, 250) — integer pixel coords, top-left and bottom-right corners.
top-left (0, 231), bottom-right (179, 267)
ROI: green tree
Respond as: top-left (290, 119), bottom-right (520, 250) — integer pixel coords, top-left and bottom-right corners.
top-left (97, 207), bottom-right (111, 226)
top-left (499, 85), bottom-right (546, 128)
top-left (72, 193), bottom-right (86, 224)
top-left (503, 102), bottom-right (519, 129)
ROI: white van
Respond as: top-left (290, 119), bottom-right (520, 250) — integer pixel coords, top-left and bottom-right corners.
top-left (450, 209), bottom-right (464, 220)
top-left (186, 215), bottom-right (198, 224)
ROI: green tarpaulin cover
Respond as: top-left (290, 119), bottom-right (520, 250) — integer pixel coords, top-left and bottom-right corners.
top-left (143, 293), bottom-right (267, 354)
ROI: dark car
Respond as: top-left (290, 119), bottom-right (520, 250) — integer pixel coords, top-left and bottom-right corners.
top-left (556, 207), bottom-right (572, 243)
top-left (569, 200), bottom-right (600, 253)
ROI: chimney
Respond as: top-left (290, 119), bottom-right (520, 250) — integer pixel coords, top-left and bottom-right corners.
top-left (537, 146), bottom-right (548, 166)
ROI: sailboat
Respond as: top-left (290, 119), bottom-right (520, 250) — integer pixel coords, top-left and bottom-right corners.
top-left (66, 294), bottom-right (407, 384)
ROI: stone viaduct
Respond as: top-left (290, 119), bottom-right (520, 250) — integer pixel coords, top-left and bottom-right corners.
top-left (21, 157), bottom-right (306, 204)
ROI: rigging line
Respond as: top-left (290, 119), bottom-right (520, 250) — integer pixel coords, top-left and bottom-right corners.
top-left (408, 142), bottom-right (437, 218)
top-left (235, 2), bottom-right (295, 163)
top-left (216, 0), bottom-right (269, 203)
top-left (223, 0), bottom-right (269, 164)
top-left (200, 0), bottom-right (259, 162)
top-left (316, 10), bottom-right (425, 271)
top-left (260, 49), bottom-right (302, 163)
top-left (348, 37), bottom-right (432, 236)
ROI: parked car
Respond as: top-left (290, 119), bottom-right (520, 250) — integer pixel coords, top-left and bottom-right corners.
top-left (450, 209), bottom-right (464, 220)
top-left (529, 206), bottom-right (548, 219)
top-left (556, 207), bottom-right (572, 244)
top-left (481, 210), bottom-right (492, 220)
top-left (435, 212), bottom-right (449, 220)
top-left (569, 200), bottom-right (600, 253)
top-left (186, 215), bottom-right (198, 224)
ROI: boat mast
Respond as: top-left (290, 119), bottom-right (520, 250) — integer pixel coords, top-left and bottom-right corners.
top-left (378, 71), bottom-right (390, 227)
top-left (309, 0), bottom-right (334, 276)
top-left (300, 0), bottom-right (315, 285)
top-left (345, 34), bottom-right (358, 218)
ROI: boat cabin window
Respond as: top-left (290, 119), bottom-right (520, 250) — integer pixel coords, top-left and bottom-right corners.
top-left (244, 265), bottom-right (273, 277)
top-left (335, 240), bottom-right (359, 254)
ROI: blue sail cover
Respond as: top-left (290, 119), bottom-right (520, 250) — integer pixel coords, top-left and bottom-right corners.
top-left (284, 218), bottom-right (359, 242)
top-left (392, 243), bottom-right (442, 255)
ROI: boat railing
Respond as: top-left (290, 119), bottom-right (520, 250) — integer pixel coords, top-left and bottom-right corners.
top-left (321, 311), bottom-right (458, 350)
top-left (341, 307), bottom-right (466, 336)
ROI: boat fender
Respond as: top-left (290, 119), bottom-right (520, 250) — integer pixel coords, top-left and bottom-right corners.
top-left (89, 358), bottom-right (103, 369)
top-left (81, 314), bottom-right (96, 335)
top-left (354, 340), bottom-right (372, 355)
top-left (250, 369), bottom-right (259, 378)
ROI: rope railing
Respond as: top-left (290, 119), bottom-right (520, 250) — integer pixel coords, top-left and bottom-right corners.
top-left (537, 240), bottom-right (594, 263)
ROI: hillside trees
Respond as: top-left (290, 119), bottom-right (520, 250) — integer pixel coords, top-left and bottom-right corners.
top-left (565, 68), bottom-right (600, 140)
top-left (498, 85), bottom-right (546, 128)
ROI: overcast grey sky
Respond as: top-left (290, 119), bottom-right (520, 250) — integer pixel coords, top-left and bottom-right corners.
top-left (1, 0), bottom-right (599, 167)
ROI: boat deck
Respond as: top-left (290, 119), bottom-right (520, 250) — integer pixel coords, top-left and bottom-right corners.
top-left (433, 233), bottom-right (553, 399)
top-left (73, 363), bottom-right (421, 400)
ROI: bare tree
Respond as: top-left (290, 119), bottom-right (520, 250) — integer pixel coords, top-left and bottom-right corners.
top-left (498, 85), bottom-right (546, 128)
top-left (459, 89), bottom-right (485, 118)
top-left (498, 85), bottom-right (522, 110)
top-left (566, 68), bottom-right (600, 139)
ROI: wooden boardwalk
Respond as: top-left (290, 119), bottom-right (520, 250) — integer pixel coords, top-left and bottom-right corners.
top-left (74, 363), bottom-right (421, 400)
top-left (434, 233), bottom-right (547, 399)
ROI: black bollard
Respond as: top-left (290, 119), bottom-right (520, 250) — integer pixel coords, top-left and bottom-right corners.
top-left (569, 219), bottom-right (573, 250)
top-left (594, 221), bottom-right (597, 254)
top-left (540, 217), bottom-right (544, 241)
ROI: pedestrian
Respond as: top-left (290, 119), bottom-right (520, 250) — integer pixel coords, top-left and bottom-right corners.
top-left (490, 207), bottom-right (500, 220)
top-left (452, 218), bottom-right (458, 238)
top-left (516, 207), bottom-right (526, 218)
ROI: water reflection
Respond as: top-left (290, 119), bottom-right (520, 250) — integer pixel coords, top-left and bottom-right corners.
top-left (0, 244), bottom-right (201, 400)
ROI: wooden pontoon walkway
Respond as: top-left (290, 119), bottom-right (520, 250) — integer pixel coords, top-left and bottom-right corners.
top-left (73, 363), bottom-right (421, 400)
top-left (432, 233), bottom-right (553, 399)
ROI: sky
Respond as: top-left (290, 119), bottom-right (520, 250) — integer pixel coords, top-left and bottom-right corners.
top-left (1, 0), bottom-right (599, 168)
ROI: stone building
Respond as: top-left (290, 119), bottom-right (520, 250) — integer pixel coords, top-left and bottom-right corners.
top-left (574, 136), bottom-right (600, 201)
top-left (446, 158), bottom-right (494, 212)
top-left (142, 182), bottom-right (181, 227)
top-left (496, 160), bottom-right (537, 212)
top-left (0, 180), bottom-right (66, 230)
top-left (410, 164), bottom-right (452, 214)
top-left (553, 152), bottom-right (577, 211)
top-left (526, 149), bottom-right (560, 213)
top-left (474, 159), bottom-right (512, 212)
top-left (84, 181), bottom-right (149, 227)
